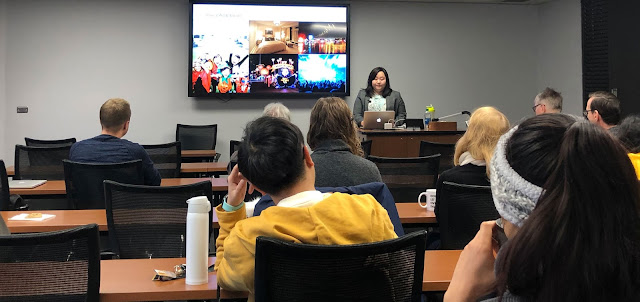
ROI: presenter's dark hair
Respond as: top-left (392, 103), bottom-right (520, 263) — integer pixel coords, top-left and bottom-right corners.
top-left (365, 67), bottom-right (392, 98)
top-left (613, 114), bottom-right (640, 153)
top-left (495, 121), bottom-right (640, 301)
top-left (237, 116), bottom-right (306, 195)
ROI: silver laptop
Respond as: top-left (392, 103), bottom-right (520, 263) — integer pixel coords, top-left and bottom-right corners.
top-left (362, 111), bottom-right (396, 130)
top-left (9, 180), bottom-right (47, 189)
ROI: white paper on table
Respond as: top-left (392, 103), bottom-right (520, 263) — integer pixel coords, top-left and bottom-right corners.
top-left (9, 213), bottom-right (56, 221)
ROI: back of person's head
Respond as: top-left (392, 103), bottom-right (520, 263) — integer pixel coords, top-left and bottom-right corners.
top-left (100, 98), bottom-right (131, 132)
top-left (237, 116), bottom-right (306, 196)
top-left (589, 91), bottom-right (621, 125)
top-left (307, 97), bottom-right (363, 156)
top-left (535, 87), bottom-right (562, 112)
top-left (453, 106), bottom-right (509, 175)
top-left (365, 66), bottom-right (392, 97)
top-left (262, 102), bottom-right (291, 121)
top-left (613, 114), bottom-right (640, 153)
top-left (495, 121), bottom-right (640, 301)
top-left (491, 114), bottom-right (577, 229)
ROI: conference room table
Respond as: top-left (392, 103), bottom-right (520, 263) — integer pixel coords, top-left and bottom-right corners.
top-left (8, 177), bottom-right (228, 196)
top-left (3, 203), bottom-right (433, 234)
top-left (5, 162), bottom-right (228, 178)
top-left (99, 250), bottom-right (462, 301)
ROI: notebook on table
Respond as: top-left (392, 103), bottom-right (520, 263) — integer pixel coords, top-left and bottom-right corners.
top-left (362, 111), bottom-right (396, 130)
top-left (8, 180), bottom-right (47, 189)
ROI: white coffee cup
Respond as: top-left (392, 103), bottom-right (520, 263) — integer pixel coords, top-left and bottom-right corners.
top-left (418, 189), bottom-right (436, 211)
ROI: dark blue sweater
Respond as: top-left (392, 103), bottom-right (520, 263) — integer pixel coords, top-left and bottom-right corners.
top-left (69, 134), bottom-right (161, 186)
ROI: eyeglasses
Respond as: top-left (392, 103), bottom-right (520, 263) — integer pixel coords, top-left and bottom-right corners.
top-left (583, 109), bottom-right (596, 118)
top-left (532, 104), bottom-right (543, 112)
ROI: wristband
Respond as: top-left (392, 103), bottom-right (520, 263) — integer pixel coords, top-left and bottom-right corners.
top-left (222, 195), bottom-right (244, 212)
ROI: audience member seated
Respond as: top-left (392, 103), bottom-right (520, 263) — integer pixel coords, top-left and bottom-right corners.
top-left (214, 117), bottom-right (397, 299)
top-left (227, 102), bottom-right (290, 210)
top-left (584, 91), bottom-right (621, 131)
top-left (252, 182), bottom-right (404, 236)
top-left (435, 106), bottom-right (509, 221)
top-left (69, 98), bottom-right (161, 186)
top-left (307, 97), bottom-right (382, 187)
top-left (445, 114), bottom-right (640, 301)
top-left (227, 102), bottom-right (291, 174)
top-left (532, 87), bottom-right (562, 115)
top-left (612, 114), bottom-right (640, 179)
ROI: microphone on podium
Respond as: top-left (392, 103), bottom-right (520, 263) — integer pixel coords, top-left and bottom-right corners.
top-left (432, 111), bottom-right (471, 122)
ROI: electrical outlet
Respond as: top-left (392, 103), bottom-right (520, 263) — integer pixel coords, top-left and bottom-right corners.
top-left (17, 106), bottom-right (28, 113)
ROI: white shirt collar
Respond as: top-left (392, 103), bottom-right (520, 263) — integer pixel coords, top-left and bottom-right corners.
top-left (277, 190), bottom-right (330, 208)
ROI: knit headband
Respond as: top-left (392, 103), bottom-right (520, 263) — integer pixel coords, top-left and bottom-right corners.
top-left (490, 126), bottom-right (544, 228)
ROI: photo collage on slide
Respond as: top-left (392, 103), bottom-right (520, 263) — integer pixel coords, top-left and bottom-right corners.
top-left (191, 4), bottom-right (347, 95)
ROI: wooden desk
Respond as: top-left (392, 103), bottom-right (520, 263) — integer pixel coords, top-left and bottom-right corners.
top-left (423, 250), bottom-right (461, 291)
top-left (6, 165), bottom-right (14, 177)
top-left (99, 251), bottom-right (460, 301)
top-left (396, 203), bottom-right (437, 224)
top-left (2, 209), bottom-right (220, 233)
top-left (100, 257), bottom-right (218, 301)
top-left (2, 210), bottom-right (108, 233)
top-left (358, 129), bottom-right (464, 157)
top-left (6, 163), bottom-right (227, 177)
top-left (180, 162), bottom-right (227, 174)
top-left (9, 178), bottom-right (228, 196)
top-left (181, 150), bottom-right (216, 158)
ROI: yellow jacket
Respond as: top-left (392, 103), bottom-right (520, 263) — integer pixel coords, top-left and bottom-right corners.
top-left (629, 153), bottom-right (640, 180)
top-left (214, 192), bottom-right (397, 299)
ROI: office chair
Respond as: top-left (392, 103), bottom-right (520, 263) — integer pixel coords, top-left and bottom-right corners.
top-left (177, 124), bottom-right (220, 163)
top-left (176, 123), bottom-right (218, 150)
top-left (142, 141), bottom-right (182, 178)
top-left (360, 140), bottom-right (372, 158)
top-left (0, 160), bottom-right (10, 211)
top-left (25, 137), bottom-right (76, 147)
top-left (0, 215), bottom-right (9, 235)
top-left (63, 160), bottom-right (144, 210)
top-left (230, 140), bottom-right (241, 158)
top-left (254, 231), bottom-right (427, 302)
top-left (104, 180), bottom-right (213, 259)
top-left (14, 145), bottom-right (72, 180)
top-left (368, 155), bottom-right (440, 203)
top-left (0, 224), bottom-right (100, 301)
top-left (0, 160), bottom-right (28, 212)
top-left (438, 181), bottom-right (499, 250)
top-left (419, 141), bottom-right (456, 174)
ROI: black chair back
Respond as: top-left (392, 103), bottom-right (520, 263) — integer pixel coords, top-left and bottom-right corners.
top-left (63, 160), bottom-right (144, 209)
top-left (0, 224), bottom-right (100, 301)
top-left (255, 231), bottom-right (427, 302)
top-left (0, 160), bottom-right (9, 211)
top-left (176, 124), bottom-right (217, 150)
top-left (25, 137), bottom-right (76, 147)
top-left (230, 140), bottom-right (241, 158)
top-left (14, 144), bottom-right (71, 180)
top-left (368, 155), bottom-right (440, 203)
top-left (439, 181), bottom-right (499, 249)
top-left (103, 180), bottom-right (213, 259)
top-left (419, 141), bottom-right (456, 174)
top-left (142, 142), bottom-right (182, 178)
top-left (361, 140), bottom-right (372, 158)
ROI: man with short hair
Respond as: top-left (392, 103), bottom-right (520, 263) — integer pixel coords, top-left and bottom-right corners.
top-left (585, 91), bottom-right (621, 130)
top-left (214, 116), bottom-right (397, 298)
top-left (69, 98), bottom-right (161, 185)
top-left (532, 87), bottom-right (563, 115)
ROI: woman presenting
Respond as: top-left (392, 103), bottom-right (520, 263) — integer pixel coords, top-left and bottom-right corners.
top-left (353, 67), bottom-right (407, 127)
